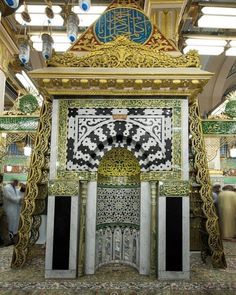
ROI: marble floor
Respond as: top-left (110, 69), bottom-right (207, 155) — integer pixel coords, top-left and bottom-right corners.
top-left (0, 241), bottom-right (236, 295)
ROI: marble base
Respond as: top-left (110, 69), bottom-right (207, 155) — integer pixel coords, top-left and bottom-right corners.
top-left (158, 271), bottom-right (190, 280)
top-left (45, 270), bottom-right (77, 279)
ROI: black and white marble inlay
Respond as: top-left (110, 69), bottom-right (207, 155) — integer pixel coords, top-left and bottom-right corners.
top-left (66, 108), bottom-right (172, 171)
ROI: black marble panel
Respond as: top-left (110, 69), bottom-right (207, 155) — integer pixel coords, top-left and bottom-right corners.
top-left (52, 197), bottom-right (71, 270)
top-left (166, 197), bottom-right (182, 271)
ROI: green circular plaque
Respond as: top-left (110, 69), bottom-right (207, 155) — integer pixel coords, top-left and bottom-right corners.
top-left (94, 7), bottom-right (153, 44)
top-left (19, 94), bottom-right (39, 114)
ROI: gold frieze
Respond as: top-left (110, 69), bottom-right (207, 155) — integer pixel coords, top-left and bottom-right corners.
top-left (48, 36), bottom-right (200, 68)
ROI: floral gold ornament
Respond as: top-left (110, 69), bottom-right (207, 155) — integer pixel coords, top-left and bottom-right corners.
top-left (110, 0), bottom-right (144, 10)
top-left (98, 148), bottom-right (140, 177)
top-left (49, 180), bottom-right (79, 196)
top-left (49, 36), bottom-right (200, 68)
top-left (98, 148), bottom-right (140, 185)
top-left (159, 181), bottom-right (190, 197)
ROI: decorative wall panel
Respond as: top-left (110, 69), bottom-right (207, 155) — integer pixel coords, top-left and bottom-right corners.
top-left (95, 226), bottom-right (140, 268)
top-left (96, 186), bottom-right (140, 229)
top-left (96, 184), bottom-right (140, 268)
top-left (66, 107), bottom-right (172, 172)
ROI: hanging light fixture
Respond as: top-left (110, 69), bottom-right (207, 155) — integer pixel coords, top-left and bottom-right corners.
top-left (45, 0), bottom-right (54, 19)
top-left (4, 0), bottom-right (19, 8)
top-left (67, 12), bottom-right (79, 43)
top-left (19, 38), bottom-right (30, 64)
top-left (79, 0), bottom-right (91, 12)
top-left (21, 1), bottom-right (31, 23)
top-left (42, 33), bottom-right (54, 60)
top-left (18, 10), bottom-right (30, 65)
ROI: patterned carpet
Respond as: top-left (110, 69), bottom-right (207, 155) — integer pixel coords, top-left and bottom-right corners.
top-left (0, 241), bottom-right (235, 294)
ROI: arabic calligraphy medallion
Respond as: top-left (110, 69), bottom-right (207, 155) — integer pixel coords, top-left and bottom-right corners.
top-left (94, 8), bottom-right (153, 44)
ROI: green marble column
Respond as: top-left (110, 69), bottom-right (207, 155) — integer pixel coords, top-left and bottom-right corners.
top-left (150, 181), bottom-right (157, 276)
top-left (78, 180), bottom-right (88, 277)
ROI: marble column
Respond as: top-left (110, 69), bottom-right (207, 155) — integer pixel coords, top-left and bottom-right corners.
top-left (49, 99), bottom-right (59, 179)
top-left (139, 181), bottom-right (151, 275)
top-left (85, 181), bottom-right (97, 274)
top-left (0, 69), bottom-right (6, 114)
top-left (78, 180), bottom-right (88, 277)
top-left (150, 181), bottom-right (157, 276)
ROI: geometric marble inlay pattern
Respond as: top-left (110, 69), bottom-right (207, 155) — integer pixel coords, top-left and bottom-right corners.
top-left (96, 186), bottom-right (140, 229)
top-left (66, 107), bottom-right (172, 171)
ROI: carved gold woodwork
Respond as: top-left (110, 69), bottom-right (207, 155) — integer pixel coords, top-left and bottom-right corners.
top-left (159, 180), bottom-right (190, 196)
top-left (49, 36), bottom-right (199, 68)
top-left (0, 39), bottom-right (13, 73)
top-left (98, 148), bottom-right (140, 177)
top-left (144, 0), bottom-right (184, 44)
top-left (49, 180), bottom-right (79, 196)
top-left (189, 99), bottom-right (226, 268)
top-left (12, 96), bottom-right (52, 268)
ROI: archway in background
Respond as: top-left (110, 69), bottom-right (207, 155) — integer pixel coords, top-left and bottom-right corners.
top-left (96, 147), bottom-right (141, 270)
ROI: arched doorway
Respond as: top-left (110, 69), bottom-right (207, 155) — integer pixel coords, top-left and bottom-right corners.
top-left (95, 147), bottom-right (141, 270)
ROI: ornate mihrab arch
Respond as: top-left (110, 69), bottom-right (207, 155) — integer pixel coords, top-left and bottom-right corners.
top-left (66, 106), bottom-right (172, 172)
top-left (12, 33), bottom-right (225, 270)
